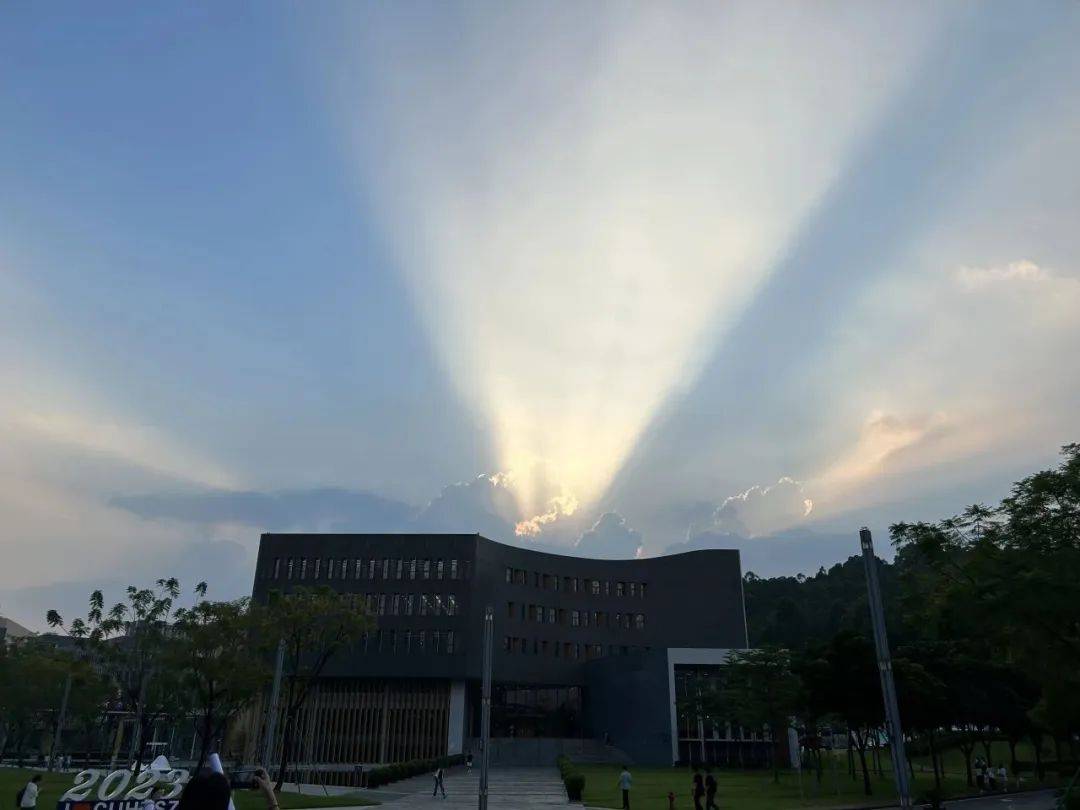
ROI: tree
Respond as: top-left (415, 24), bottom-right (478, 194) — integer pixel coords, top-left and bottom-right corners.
top-left (263, 586), bottom-right (373, 790)
top-left (0, 641), bottom-right (67, 763)
top-left (172, 586), bottom-right (271, 770)
top-left (48, 579), bottom-right (188, 776)
top-left (720, 647), bottom-right (803, 783)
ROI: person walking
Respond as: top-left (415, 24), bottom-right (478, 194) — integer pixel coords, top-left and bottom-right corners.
top-left (691, 769), bottom-right (705, 810)
top-left (432, 766), bottom-right (446, 799)
top-left (704, 769), bottom-right (718, 810)
top-left (17, 775), bottom-right (42, 809)
top-left (997, 764), bottom-right (1008, 791)
top-left (618, 765), bottom-right (632, 809)
top-left (465, 753), bottom-right (473, 775)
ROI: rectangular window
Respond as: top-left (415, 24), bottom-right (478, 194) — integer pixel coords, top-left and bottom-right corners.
top-left (591, 579), bottom-right (600, 595)
top-left (547, 607), bottom-right (556, 624)
top-left (354, 559), bottom-right (362, 579)
top-left (507, 601), bottom-right (515, 619)
top-left (604, 580), bottom-right (610, 596)
top-left (450, 559), bottom-right (458, 580)
top-left (623, 613), bottom-right (631, 629)
top-left (504, 636), bottom-right (511, 652)
top-left (326, 558), bottom-right (335, 579)
top-left (404, 629), bottom-right (413, 653)
top-left (341, 559), bottom-right (348, 580)
top-left (377, 594), bottom-right (386, 616)
top-left (417, 630), bottom-right (426, 653)
top-left (409, 559), bottom-right (417, 580)
top-left (436, 559), bottom-right (444, 580)
top-left (541, 640), bottom-right (549, 655)
top-left (574, 643), bottom-right (581, 660)
top-left (515, 569), bottom-right (526, 585)
top-left (571, 610), bottom-right (580, 627)
top-left (434, 594), bottom-right (443, 616)
top-left (299, 558), bottom-right (308, 580)
top-left (419, 593), bottom-right (429, 616)
top-left (528, 604), bottom-right (537, 622)
top-left (533, 571), bottom-right (540, 587)
top-left (366, 594), bottom-right (376, 613)
top-left (635, 613), bottom-right (645, 630)
top-left (422, 559), bottom-right (431, 580)
top-left (405, 593), bottom-right (415, 616)
top-left (367, 559), bottom-right (376, 580)
top-left (446, 630), bottom-right (455, 654)
top-left (506, 567), bottom-right (513, 584)
top-left (447, 594), bottom-right (457, 616)
top-left (629, 582), bottom-right (637, 598)
top-left (582, 611), bottom-right (590, 627)
top-left (615, 612), bottom-right (621, 628)
top-left (558, 608), bottom-right (566, 625)
top-left (616, 581), bottom-right (625, 597)
top-left (395, 559), bottom-right (403, 580)
top-left (432, 630), bottom-right (442, 654)
top-left (464, 560), bottom-right (472, 579)
top-left (391, 594), bottom-right (401, 616)
top-left (593, 611), bottom-right (601, 627)
top-left (272, 558), bottom-right (281, 579)
top-left (313, 558), bottom-right (322, 580)
top-left (387, 629), bottom-right (397, 654)
top-left (641, 583), bottom-right (647, 598)
top-left (382, 559), bottom-right (390, 579)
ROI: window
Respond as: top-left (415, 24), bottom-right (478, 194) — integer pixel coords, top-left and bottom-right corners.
top-left (417, 630), bottom-right (426, 653)
top-left (515, 569), bottom-right (526, 585)
top-left (641, 583), bottom-right (647, 598)
top-left (387, 629), bottom-right (397, 653)
top-left (395, 559), bottom-right (403, 580)
top-left (615, 612), bottom-right (621, 628)
top-left (326, 558), bottom-right (335, 579)
top-left (558, 608), bottom-right (566, 625)
top-left (604, 580), bottom-right (611, 596)
top-left (409, 559), bottom-right (417, 580)
top-left (405, 594), bottom-right (415, 616)
top-left (629, 582), bottom-right (637, 598)
top-left (505, 567), bottom-right (513, 584)
top-left (507, 601), bottom-right (515, 619)
top-left (446, 631), bottom-right (455, 654)
top-left (635, 613), bottom-right (645, 630)
top-left (419, 594), bottom-right (429, 616)
top-left (436, 559), bottom-right (444, 580)
top-left (341, 559), bottom-right (348, 580)
top-left (354, 559), bottom-right (362, 579)
top-left (367, 559), bottom-right (376, 580)
top-left (571, 610), bottom-right (580, 627)
top-left (464, 560), bottom-right (472, 579)
top-left (541, 640), bottom-right (549, 655)
top-left (366, 594), bottom-right (376, 612)
top-left (450, 559), bottom-right (458, 580)
top-left (533, 571), bottom-right (540, 587)
top-left (574, 643), bottom-right (581, 660)
top-left (432, 630), bottom-right (442, 654)
top-left (377, 594), bottom-right (386, 616)
top-left (404, 629), bottom-right (413, 653)
top-left (382, 559), bottom-right (390, 579)
top-left (447, 594), bottom-right (457, 616)
top-left (582, 611), bottom-right (590, 628)
top-left (528, 604), bottom-right (537, 622)
top-left (616, 581), bottom-right (625, 597)
top-left (434, 594), bottom-right (443, 616)
top-left (547, 607), bottom-right (556, 624)
top-left (313, 558), bottom-right (322, 580)
top-left (299, 558), bottom-right (308, 580)
top-left (391, 594), bottom-right (401, 616)
top-left (590, 579), bottom-right (600, 595)
top-left (422, 559), bottom-right (431, 580)
top-left (272, 558), bottom-right (281, 579)
top-left (623, 613), bottom-right (631, 630)
top-left (504, 636), bottom-right (512, 652)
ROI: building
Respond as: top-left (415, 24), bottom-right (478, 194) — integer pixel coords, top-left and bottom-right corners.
top-left (249, 533), bottom-right (751, 777)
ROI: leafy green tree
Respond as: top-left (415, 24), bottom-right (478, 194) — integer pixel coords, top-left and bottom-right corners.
top-left (0, 641), bottom-right (67, 762)
top-left (48, 579), bottom-right (188, 775)
top-left (720, 647), bottom-right (803, 783)
top-left (172, 585), bottom-right (271, 770)
top-left (263, 586), bottom-right (373, 790)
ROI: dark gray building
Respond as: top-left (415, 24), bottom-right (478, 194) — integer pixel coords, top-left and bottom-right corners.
top-left (249, 533), bottom-right (749, 773)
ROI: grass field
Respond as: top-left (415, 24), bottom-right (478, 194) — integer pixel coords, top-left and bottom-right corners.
top-left (575, 754), bottom-right (1059, 810)
top-left (0, 767), bottom-right (377, 808)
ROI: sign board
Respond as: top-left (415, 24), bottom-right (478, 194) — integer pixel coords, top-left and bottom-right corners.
top-left (57, 769), bottom-right (189, 810)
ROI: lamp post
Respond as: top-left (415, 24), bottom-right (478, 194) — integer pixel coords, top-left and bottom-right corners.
top-left (479, 605), bottom-right (494, 810)
top-left (261, 639), bottom-right (286, 768)
top-left (859, 527), bottom-right (912, 809)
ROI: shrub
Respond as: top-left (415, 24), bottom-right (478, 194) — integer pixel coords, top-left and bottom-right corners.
top-left (555, 755), bottom-right (586, 802)
top-left (365, 754), bottom-right (465, 787)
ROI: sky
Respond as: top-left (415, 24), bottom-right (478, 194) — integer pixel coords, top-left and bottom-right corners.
top-left (2, 1), bottom-right (1079, 630)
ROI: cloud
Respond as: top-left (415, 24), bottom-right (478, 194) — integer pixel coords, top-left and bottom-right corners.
top-left (710, 477), bottom-right (814, 538)
top-left (574, 512), bottom-right (643, 560)
top-left (955, 258), bottom-right (1051, 288)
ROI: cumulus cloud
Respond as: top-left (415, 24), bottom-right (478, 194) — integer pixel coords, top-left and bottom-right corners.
top-left (574, 512), bottom-right (643, 559)
top-left (710, 477), bottom-right (814, 538)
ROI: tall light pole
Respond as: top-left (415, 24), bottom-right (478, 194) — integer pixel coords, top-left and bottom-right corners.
top-left (49, 672), bottom-right (73, 771)
top-left (859, 527), bottom-right (912, 809)
top-left (261, 639), bottom-right (286, 768)
top-left (478, 605), bottom-right (494, 810)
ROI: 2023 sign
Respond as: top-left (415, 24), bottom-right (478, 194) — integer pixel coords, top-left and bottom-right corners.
top-left (57, 768), bottom-right (189, 810)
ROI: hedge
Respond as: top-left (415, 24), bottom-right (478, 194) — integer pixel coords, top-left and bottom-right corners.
top-left (365, 753), bottom-right (465, 788)
top-left (556, 755), bottom-right (586, 802)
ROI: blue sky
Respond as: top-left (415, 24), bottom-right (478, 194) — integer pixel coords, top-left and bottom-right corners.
top-left (3, 2), bottom-right (1079, 628)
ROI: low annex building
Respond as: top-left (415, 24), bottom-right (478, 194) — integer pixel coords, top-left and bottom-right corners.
top-left (247, 533), bottom-right (753, 778)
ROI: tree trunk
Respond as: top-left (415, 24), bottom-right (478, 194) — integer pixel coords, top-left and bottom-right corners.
top-left (959, 740), bottom-right (974, 787)
top-left (1008, 738), bottom-right (1018, 774)
top-left (1032, 733), bottom-right (1044, 780)
top-left (854, 731), bottom-right (872, 796)
top-left (197, 711), bottom-right (214, 771)
top-left (275, 709), bottom-right (297, 791)
top-left (928, 731), bottom-right (941, 790)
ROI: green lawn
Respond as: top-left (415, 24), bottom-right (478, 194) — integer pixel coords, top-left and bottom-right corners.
top-left (0, 768), bottom-right (376, 809)
top-left (575, 758), bottom-right (1052, 810)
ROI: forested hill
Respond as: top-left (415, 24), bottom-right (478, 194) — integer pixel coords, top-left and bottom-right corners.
top-left (742, 554), bottom-right (902, 649)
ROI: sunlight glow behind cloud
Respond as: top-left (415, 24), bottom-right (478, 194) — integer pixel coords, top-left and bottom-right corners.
top-left (325, 4), bottom-right (946, 521)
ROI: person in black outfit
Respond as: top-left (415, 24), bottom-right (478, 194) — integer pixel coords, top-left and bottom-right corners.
top-left (691, 769), bottom-right (705, 810)
top-left (704, 769), bottom-right (718, 810)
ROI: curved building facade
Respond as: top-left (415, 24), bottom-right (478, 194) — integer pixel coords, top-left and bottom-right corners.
top-left (249, 533), bottom-right (749, 774)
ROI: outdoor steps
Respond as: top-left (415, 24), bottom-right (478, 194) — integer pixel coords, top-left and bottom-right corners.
top-left (359, 765), bottom-right (572, 808)
top-left (469, 737), bottom-right (633, 766)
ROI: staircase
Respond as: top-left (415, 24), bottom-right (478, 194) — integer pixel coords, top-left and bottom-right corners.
top-left (467, 737), bottom-right (632, 766)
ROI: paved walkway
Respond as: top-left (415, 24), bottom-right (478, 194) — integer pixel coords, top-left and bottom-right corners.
top-left (296, 766), bottom-right (571, 809)
top-left (880, 790), bottom-right (1058, 809)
